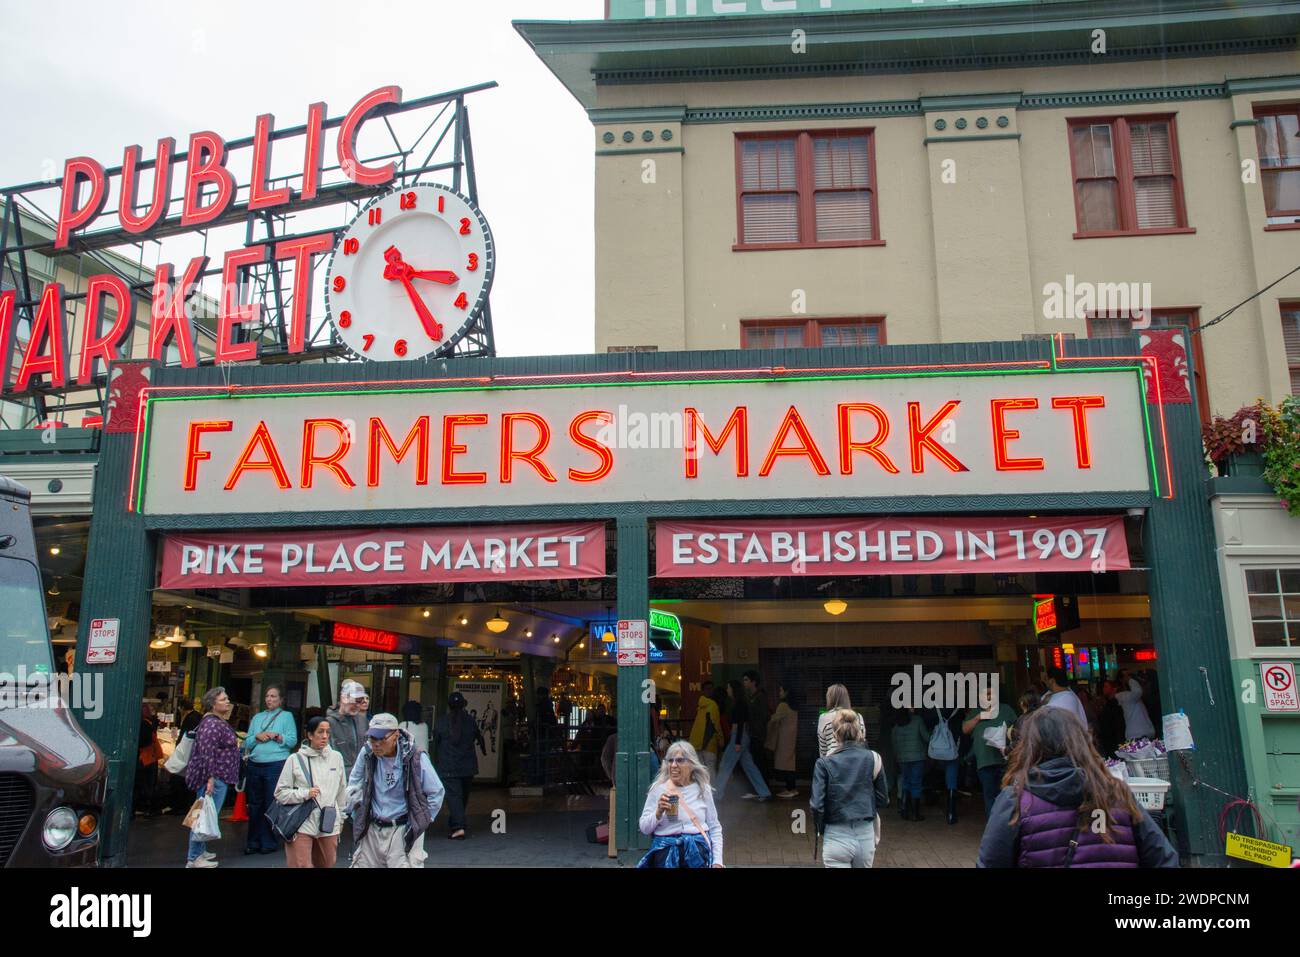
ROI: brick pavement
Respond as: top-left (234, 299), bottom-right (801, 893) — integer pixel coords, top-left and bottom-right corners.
top-left (126, 787), bottom-right (983, 868)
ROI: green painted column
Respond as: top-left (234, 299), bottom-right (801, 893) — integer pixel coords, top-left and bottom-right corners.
top-left (73, 360), bottom-right (157, 867)
top-left (615, 513), bottom-right (653, 855)
top-left (1143, 399), bottom-right (1247, 862)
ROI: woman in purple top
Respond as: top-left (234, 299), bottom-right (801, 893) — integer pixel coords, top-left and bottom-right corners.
top-left (977, 706), bottom-right (1178, 868)
top-left (184, 687), bottom-right (240, 868)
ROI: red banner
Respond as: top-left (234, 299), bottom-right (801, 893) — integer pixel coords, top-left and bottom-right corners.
top-left (655, 516), bottom-right (1129, 577)
top-left (159, 522), bottom-right (606, 589)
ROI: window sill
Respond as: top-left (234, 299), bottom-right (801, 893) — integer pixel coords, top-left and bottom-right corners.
top-left (1072, 227), bottom-right (1196, 240)
top-left (732, 240), bottom-right (886, 252)
top-left (1263, 222), bottom-right (1300, 232)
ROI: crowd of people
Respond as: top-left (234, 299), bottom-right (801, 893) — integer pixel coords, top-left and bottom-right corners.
top-left (169, 679), bottom-right (490, 868)
top-left (638, 666), bottom-right (1176, 870)
top-left (154, 663), bottom-right (1174, 870)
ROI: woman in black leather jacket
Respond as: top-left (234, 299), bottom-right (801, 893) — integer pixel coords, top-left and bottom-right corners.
top-left (810, 710), bottom-right (890, 868)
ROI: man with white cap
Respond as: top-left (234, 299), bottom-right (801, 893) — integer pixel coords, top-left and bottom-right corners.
top-left (346, 713), bottom-right (445, 867)
top-left (326, 680), bottom-right (370, 774)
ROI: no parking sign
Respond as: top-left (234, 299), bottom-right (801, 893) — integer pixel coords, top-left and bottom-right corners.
top-left (1261, 662), bottom-right (1298, 712)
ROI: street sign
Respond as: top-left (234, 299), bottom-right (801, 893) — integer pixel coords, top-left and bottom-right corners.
top-left (1261, 662), bottom-right (1298, 712)
top-left (86, 618), bottom-right (120, 664)
top-left (616, 619), bottom-right (648, 667)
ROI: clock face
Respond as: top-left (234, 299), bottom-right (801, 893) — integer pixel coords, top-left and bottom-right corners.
top-left (324, 184), bottom-right (494, 361)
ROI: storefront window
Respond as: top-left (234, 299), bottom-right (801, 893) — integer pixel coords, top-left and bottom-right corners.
top-left (1246, 568), bottom-right (1300, 648)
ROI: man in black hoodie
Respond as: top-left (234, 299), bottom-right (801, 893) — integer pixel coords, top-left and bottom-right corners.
top-left (432, 692), bottom-right (487, 839)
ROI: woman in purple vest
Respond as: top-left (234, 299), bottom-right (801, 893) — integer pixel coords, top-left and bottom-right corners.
top-left (977, 707), bottom-right (1178, 868)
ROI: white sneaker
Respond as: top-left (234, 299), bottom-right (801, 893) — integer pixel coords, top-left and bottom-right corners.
top-left (186, 857), bottom-right (218, 868)
top-left (776, 789), bottom-right (798, 799)
top-left (199, 851), bottom-right (217, 862)
top-left (741, 792), bottom-right (759, 800)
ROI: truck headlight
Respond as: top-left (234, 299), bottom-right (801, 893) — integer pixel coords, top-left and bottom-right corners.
top-left (42, 806), bottom-right (78, 850)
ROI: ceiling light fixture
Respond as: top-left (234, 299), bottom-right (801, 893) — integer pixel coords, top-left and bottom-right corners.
top-left (253, 644), bottom-right (269, 658)
top-left (149, 638), bottom-right (170, 650)
top-left (46, 577), bottom-right (61, 597)
top-left (49, 546), bottom-right (61, 556)
top-left (824, 598), bottom-right (848, 616)
top-left (181, 637), bottom-right (203, 648)
top-left (552, 635), bottom-right (561, 644)
top-left (458, 614), bottom-right (469, 626)
top-left (524, 628), bottom-right (533, 638)
top-left (486, 610), bottom-right (509, 634)
top-left (422, 608), bottom-right (431, 618)
top-left (165, 626), bottom-right (186, 643)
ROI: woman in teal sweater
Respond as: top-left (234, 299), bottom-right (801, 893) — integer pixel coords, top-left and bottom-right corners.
top-left (243, 685), bottom-right (298, 854)
top-left (891, 709), bottom-right (930, 822)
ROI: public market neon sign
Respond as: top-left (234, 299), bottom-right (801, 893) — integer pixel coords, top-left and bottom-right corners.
top-left (0, 86), bottom-right (404, 394)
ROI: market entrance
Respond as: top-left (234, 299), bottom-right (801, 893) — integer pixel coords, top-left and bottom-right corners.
top-left (647, 512), bottom-right (1163, 865)
top-left (126, 520), bottom-right (634, 866)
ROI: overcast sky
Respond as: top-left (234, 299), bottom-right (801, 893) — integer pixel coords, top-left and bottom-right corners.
top-left (0, 0), bottom-right (603, 357)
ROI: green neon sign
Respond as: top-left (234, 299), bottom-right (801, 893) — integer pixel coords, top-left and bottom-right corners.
top-left (609, 0), bottom-right (1048, 20)
top-left (649, 608), bottom-right (683, 649)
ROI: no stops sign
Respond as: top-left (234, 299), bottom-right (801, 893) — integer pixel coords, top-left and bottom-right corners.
top-left (1261, 661), bottom-right (1299, 711)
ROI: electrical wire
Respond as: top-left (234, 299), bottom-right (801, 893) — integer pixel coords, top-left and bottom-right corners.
top-left (1197, 263), bottom-right (1300, 334)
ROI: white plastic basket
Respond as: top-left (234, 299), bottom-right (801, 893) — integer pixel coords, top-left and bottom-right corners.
top-left (1122, 753), bottom-right (1170, 782)
top-left (1127, 776), bottom-right (1170, 811)
top-left (1106, 762), bottom-right (1130, 783)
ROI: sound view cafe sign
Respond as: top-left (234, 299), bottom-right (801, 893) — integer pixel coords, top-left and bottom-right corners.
top-left (0, 85), bottom-right (495, 393)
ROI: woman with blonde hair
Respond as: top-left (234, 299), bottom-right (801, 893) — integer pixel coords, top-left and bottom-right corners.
top-left (811, 709), bottom-right (889, 868)
top-left (637, 740), bottom-right (724, 868)
top-left (817, 684), bottom-right (867, 758)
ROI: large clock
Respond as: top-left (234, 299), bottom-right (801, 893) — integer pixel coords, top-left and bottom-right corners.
top-left (324, 183), bottom-right (494, 361)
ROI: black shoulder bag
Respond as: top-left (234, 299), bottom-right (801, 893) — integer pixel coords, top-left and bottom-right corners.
top-left (266, 753), bottom-right (318, 842)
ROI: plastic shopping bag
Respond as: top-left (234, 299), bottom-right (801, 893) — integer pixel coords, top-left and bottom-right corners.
top-left (191, 795), bottom-right (221, 843)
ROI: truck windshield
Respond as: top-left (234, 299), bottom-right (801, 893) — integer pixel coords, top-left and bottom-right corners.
top-left (0, 557), bottom-right (54, 677)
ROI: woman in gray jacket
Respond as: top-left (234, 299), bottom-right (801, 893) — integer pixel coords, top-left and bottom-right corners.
top-left (811, 710), bottom-right (890, 868)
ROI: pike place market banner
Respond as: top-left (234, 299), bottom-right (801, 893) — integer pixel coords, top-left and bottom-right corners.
top-left (157, 523), bottom-right (605, 589)
top-left (655, 516), bottom-right (1130, 577)
top-left (138, 370), bottom-right (1153, 515)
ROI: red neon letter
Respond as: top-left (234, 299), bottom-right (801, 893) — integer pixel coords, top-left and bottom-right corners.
top-left (441, 413), bottom-right (488, 485)
top-left (501, 412), bottom-right (558, 483)
top-left (224, 421), bottom-right (291, 490)
top-left (837, 403), bottom-right (899, 475)
top-left (274, 232), bottom-right (334, 354)
top-left (55, 157), bottom-right (107, 249)
top-left (119, 138), bottom-right (175, 234)
top-left (216, 245), bottom-right (269, 363)
top-left (759, 406), bottom-right (831, 477)
top-left (184, 420), bottom-right (233, 491)
top-left (0, 289), bottom-right (14, 391)
top-left (684, 406), bottom-right (749, 479)
top-left (248, 114), bottom-right (292, 211)
top-left (1051, 395), bottom-right (1106, 469)
top-left (14, 284), bottom-right (69, 392)
top-left (568, 410), bottom-right (614, 483)
top-left (337, 86), bottom-right (401, 187)
top-left (301, 418), bottom-right (356, 489)
top-left (77, 275), bottom-right (132, 385)
top-left (149, 256), bottom-right (208, 368)
top-left (907, 401), bottom-right (968, 474)
top-left (300, 102), bottom-right (326, 202)
top-left (180, 131), bottom-right (235, 227)
top-left (990, 398), bottom-right (1045, 471)
top-left (368, 416), bottom-right (430, 487)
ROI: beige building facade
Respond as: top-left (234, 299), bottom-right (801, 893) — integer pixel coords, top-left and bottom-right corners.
top-left (520, 0), bottom-right (1300, 417)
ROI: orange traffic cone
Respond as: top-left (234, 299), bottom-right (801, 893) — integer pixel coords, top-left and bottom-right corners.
top-left (231, 788), bottom-right (249, 822)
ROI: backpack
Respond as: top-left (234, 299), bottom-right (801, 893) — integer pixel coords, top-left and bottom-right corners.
top-left (927, 709), bottom-right (959, 761)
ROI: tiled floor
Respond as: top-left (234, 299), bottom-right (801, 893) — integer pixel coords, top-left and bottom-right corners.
top-left (127, 787), bottom-right (984, 867)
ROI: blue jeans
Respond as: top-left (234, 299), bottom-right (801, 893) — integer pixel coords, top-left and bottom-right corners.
top-left (977, 764), bottom-right (1005, 816)
top-left (900, 760), bottom-right (925, 799)
top-left (713, 730), bottom-right (771, 799)
top-left (245, 759), bottom-right (285, 851)
top-left (187, 778), bottom-right (229, 863)
top-left (942, 758), bottom-right (959, 790)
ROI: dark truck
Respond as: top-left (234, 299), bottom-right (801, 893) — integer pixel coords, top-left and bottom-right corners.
top-left (0, 475), bottom-right (105, 866)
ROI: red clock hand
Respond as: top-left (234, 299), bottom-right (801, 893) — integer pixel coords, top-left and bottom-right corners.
top-left (397, 274), bottom-right (443, 341)
top-left (409, 268), bottom-right (459, 285)
top-left (382, 246), bottom-right (443, 341)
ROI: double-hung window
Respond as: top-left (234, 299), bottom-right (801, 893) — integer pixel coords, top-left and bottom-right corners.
top-left (1069, 116), bottom-right (1189, 237)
